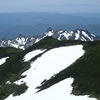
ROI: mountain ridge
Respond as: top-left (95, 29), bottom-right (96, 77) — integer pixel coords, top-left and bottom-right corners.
top-left (0, 28), bottom-right (100, 50)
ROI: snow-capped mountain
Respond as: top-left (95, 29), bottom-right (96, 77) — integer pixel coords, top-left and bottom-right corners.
top-left (0, 28), bottom-right (99, 49)
top-left (0, 34), bottom-right (36, 50)
top-left (45, 28), bottom-right (100, 41)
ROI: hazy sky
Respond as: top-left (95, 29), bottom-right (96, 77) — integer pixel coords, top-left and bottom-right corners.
top-left (0, 0), bottom-right (100, 13)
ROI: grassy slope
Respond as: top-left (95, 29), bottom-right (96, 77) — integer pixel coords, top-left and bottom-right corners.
top-left (0, 47), bottom-right (22, 59)
top-left (0, 37), bottom-right (100, 99)
top-left (0, 37), bottom-right (61, 99)
top-left (36, 40), bottom-right (100, 100)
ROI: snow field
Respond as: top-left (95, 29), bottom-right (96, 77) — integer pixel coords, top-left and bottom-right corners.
top-left (5, 45), bottom-right (96, 100)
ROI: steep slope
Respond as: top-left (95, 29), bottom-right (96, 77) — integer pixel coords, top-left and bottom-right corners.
top-left (0, 37), bottom-right (61, 100)
top-left (36, 40), bottom-right (100, 100)
top-left (0, 28), bottom-right (99, 49)
top-left (5, 45), bottom-right (96, 100)
top-left (0, 47), bottom-right (22, 70)
top-left (0, 37), bottom-right (99, 100)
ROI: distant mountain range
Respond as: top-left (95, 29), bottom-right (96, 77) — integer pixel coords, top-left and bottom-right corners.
top-left (0, 13), bottom-right (100, 38)
top-left (0, 28), bottom-right (100, 50)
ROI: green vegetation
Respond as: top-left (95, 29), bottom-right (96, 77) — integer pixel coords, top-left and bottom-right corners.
top-left (36, 40), bottom-right (100, 100)
top-left (0, 47), bottom-right (22, 59)
top-left (0, 83), bottom-right (28, 100)
top-left (0, 37), bottom-right (64, 99)
top-left (0, 37), bottom-right (100, 100)
top-left (25, 37), bottom-right (85, 53)
top-left (0, 47), bottom-right (29, 99)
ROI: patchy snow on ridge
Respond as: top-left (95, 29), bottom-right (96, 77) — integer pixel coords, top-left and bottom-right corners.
top-left (77, 30), bottom-right (80, 34)
top-left (23, 49), bottom-right (46, 62)
top-left (63, 32), bottom-right (71, 39)
top-left (82, 31), bottom-right (93, 41)
top-left (5, 45), bottom-right (96, 100)
top-left (0, 57), bottom-right (9, 65)
top-left (58, 32), bottom-right (73, 40)
top-left (35, 38), bottom-right (41, 43)
top-left (75, 33), bottom-right (80, 40)
top-left (45, 30), bottom-right (54, 37)
top-left (82, 36), bottom-right (87, 41)
top-left (11, 43), bottom-right (19, 48)
top-left (16, 37), bottom-right (28, 45)
top-left (91, 34), bottom-right (96, 37)
top-left (19, 46), bottom-right (25, 50)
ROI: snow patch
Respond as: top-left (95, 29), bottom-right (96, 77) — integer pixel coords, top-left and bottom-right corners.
top-left (70, 31), bottom-right (73, 34)
top-left (19, 46), bottom-right (25, 50)
top-left (11, 43), bottom-right (19, 48)
top-left (0, 57), bottom-right (9, 65)
top-left (30, 37), bottom-right (35, 40)
top-left (45, 31), bottom-right (54, 36)
top-left (35, 38), bottom-right (41, 43)
top-left (82, 31), bottom-right (92, 41)
top-left (12, 78), bottom-right (96, 100)
top-left (81, 36), bottom-right (87, 41)
top-left (77, 30), bottom-right (80, 34)
top-left (58, 36), bottom-right (61, 40)
top-left (6, 81), bottom-right (11, 84)
top-left (75, 33), bottom-right (80, 40)
top-left (23, 49), bottom-right (46, 62)
top-left (16, 37), bottom-right (27, 45)
top-left (5, 45), bottom-right (96, 100)
top-left (91, 34), bottom-right (96, 37)
top-left (59, 32), bottom-right (73, 40)
top-left (8, 40), bottom-right (11, 45)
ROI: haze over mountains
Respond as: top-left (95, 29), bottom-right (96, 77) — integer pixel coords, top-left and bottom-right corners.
top-left (0, 12), bottom-right (100, 99)
top-left (0, 0), bottom-right (100, 99)
top-left (0, 12), bottom-right (100, 38)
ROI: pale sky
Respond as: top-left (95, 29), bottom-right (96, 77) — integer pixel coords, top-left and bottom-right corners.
top-left (0, 0), bottom-right (100, 13)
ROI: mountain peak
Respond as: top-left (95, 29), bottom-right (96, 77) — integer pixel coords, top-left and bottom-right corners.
top-left (45, 28), bottom-right (54, 37)
top-left (46, 28), bottom-right (54, 32)
top-left (17, 34), bottom-right (26, 38)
